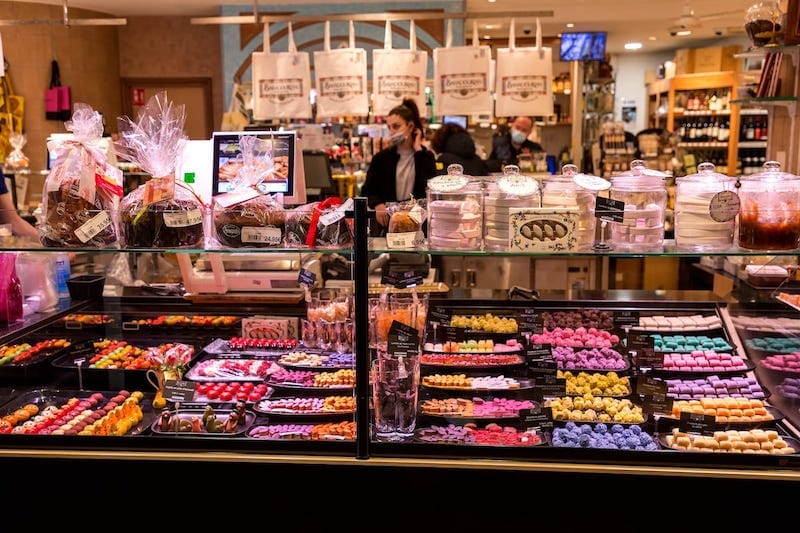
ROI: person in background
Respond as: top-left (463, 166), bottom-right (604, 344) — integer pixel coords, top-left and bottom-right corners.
top-left (430, 123), bottom-right (489, 177)
top-left (0, 168), bottom-right (38, 239)
top-left (486, 115), bottom-right (544, 172)
top-left (360, 98), bottom-right (436, 234)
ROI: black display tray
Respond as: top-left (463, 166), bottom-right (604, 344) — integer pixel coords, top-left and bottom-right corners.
top-left (655, 405), bottom-right (785, 431)
top-left (0, 339), bottom-right (73, 382)
top-left (253, 396), bottom-right (355, 418)
top-left (419, 353), bottom-right (526, 370)
top-left (0, 387), bottom-right (154, 436)
top-left (246, 423), bottom-right (355, 441)
top-left (642, 358), bottom-right (756, 378)
top-left (150, 408), bottom-right (255, 437)
top-left (276, 351), bottom-right (355, 371)
top-left (184, 353), bottom-right (281, 382)
top-left (658, 432), bottom-right (800, 454)
top-left (420, 377), bottom-right (535, 392)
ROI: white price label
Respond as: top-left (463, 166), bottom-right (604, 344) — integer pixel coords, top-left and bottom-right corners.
top-left (428, 175), bottom-right (469, 192)
top-left (163, 208), bottom-right (203, 228)
top-left (709, 190), bottom-right (740, 222)
top-left (241, 226), bottom-right (282, 245)
top-left (498, 175), bottom-right (538, 196)
top-left (74, 210), bottom-right (112, 243)
top-left (573, 174), bottom-right (611, 191)
top-left (386, 231), bottom-right (423, 249)
top-left (318, 209), bottom-right (345, 226)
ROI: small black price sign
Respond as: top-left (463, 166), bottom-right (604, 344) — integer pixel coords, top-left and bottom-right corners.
top-left (636, 347), bottom-right (663, 369)
top-left (429, 307), bottom-right (451, 326)
top-left (595, 196), bottom-right (625, 222)
top-left (533, 374), bottom-right (566, 398)
top-left (525, 343), bottom-right (553, 359)
top-left (164, 380), bottom-right (196, 402)
top-left (636, 375), bottom-right (667, 396)
top-left (442, 325), bottom-right (465, 342)
top-left (518, 307), bottom-right (539, 334)
top-left (614, 310), bottom-right (640, 330)
top-left (627, 332), bottom-right (654, 350)
top-left (388, 320), bottom-right (418, 338)
top-left (387, 321), bottom-right (420, 356)
top-left (519, 406), bottom-right (554, 432)
top-left (297, 268), bottom-right (317, 289)
top-left (641, 392), bottom-right (673, 416)
top-left (380, 270), bottom-right (425, 289)
top-left (679, 412), bottom-right (716, 435)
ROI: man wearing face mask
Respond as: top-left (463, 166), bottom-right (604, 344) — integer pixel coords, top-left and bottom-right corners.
top-left (360, 98), bottom-right (436, 235)
top-left (486, 115), bottom-right (544, 173)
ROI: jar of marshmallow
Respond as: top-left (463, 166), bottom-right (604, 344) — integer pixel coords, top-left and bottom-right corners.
top-left (608, 159), bottom-right (668, 252)
top-left (541, 164), bottom-right (609, 250)
top-left (482, 165), bottom-right (541, 251)
top-left (674, 161), bottom-right (737, 252)
top-left (426, 164), bottom-right (484, 250)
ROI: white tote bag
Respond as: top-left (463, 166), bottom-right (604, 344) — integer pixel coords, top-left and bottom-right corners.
top-left (252, 22), bottom-right (312, 120)
top-left (313, 21), bottom-right (369, 118)
top-left (433, 20), bottom-right (493, 117)
top-left (494, 18), bottom-right (554, 117)
top-left (372, 21), bottom-right (428, 117)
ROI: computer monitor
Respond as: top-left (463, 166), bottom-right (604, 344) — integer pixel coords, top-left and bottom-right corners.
top-left (301, 150), bottom-right (337, 200)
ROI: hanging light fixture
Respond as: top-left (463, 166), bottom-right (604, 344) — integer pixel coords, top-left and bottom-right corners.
top-left (0, 1), bottom-right (127, 27)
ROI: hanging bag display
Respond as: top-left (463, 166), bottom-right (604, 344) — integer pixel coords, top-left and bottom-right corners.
top-left (433, 20), bottom-right (493, 117)
top-left (252, 22), bottom-right (312, 121)
top-left (494, 18), bottom-right (553, 117)
top-left (312, 20), bottom-right (369, 119)
top-left (372, 20), bottom-right (428, 117)
top-left (45, 59), bottom-right (71, 121)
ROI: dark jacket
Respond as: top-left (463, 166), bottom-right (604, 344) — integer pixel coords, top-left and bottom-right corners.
top-left (487, 133), bottom-right (544, 173)
top-left (434, 131), bottom-right (489, 177)
top-left (360, 145), bottom-right (436, 208)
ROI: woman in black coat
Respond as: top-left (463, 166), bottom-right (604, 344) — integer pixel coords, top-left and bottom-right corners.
top-left (360, 98), bottom-right (436, 233)
top-left (430, 123), bottom-right (489, 177)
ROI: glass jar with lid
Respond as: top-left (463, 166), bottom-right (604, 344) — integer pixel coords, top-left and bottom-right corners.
top-left (745, 0), bottom-right (783, 47)
top-left (608, 159), bottom-right (668, 252)
top-left (426, 164), bottom-right (483, 250)
top-left (738, 160), bottom-right (800, 250)
top-left (674, 161), bottom-right (738, 251)
top-left (482, 164), bottom-right (540, 251)
top-left (541, 164), bottom-right (609, 250)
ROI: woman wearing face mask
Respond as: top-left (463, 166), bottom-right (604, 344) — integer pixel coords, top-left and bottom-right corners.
top-left (360, 98), bottom-right (436, 235)
top-left (486, 115), bottom-right (544, 173)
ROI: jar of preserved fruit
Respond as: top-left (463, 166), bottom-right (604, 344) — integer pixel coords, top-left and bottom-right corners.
top-left (738, 160), bottom-right (800, 250)
top-left (426, 164), bottom-right (483, 250)
top-left (675, 161), bottom-right (738, 251)
top-left (482, 164), bottom-right (540, 251)
top-left (608, 159), bottom-right (668, 252)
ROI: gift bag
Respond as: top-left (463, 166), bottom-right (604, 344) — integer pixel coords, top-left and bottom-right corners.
top-left (222, 81), bottom-right (251, 131)
top-left (45, 60), bottom-right (71, 121)
top-left (372, 20), bottom-right (428, 117)
top-left (494, 19), bottom-right (553, 118)
top-left (252, 22), bottom-right (312, 120)
top-left (433, 20), bottom-right (492, 117)
top-left (312, 21), bottom-right (369, 118)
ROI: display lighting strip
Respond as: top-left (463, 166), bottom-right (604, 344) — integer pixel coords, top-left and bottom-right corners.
top-left (0, 0), bottom-right (126, 27)
top-left (190, 10), bottom-right (554, 25)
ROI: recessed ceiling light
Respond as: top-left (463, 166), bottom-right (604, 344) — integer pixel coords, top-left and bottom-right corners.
top-left (648, 36), bottom-right (657, 41)
top-left (676, 29), bottom-right (692, 36)
top-left (624, 42), bottom-right (643, 50)
top-left (566, 23), bottom-right (574, 28)
top-left (483, 34), bottom-right (491, 39)
top-left (488, 0), bottom-right (496, 3)
top-left (485, 24), bottom-right (494, 29)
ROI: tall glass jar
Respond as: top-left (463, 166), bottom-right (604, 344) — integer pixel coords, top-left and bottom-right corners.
top-left (674, 162), bottom-right (737, 251)
top-left (426, 164), bottom-right (484, 250)
top-left (738, 161), bottom-right (800, 250)
top-left (482, 165), bottom-right (540, 251)
top-left (608, 159), bottom-right (668, 252)
top-left (541, 164), bottom-right (608, 250)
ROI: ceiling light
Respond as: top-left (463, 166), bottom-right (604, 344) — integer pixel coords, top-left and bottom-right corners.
top-left (566, 23), bottom-right (574, 28)
top-left (483, 34), bottom-right (491, 39)
top-left (624, 42), bottom-right (643, 50)
top-left (648, 36), bottom-right (657, 41)
top-left (488, 0), bottom-right (497, 3)
top-left (485, 24), bottom-right (494, 29)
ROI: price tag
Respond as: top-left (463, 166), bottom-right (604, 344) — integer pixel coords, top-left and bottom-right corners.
top-left (163, 208), bottom-right (203, 228)
top-left (144, 175), bottom-right (176, 205)
top-left (380, 270), bottom-right (424, 289)
top-left (573, 173), bottom-right (611, 191)
top-left (74, 210), bottom-right (112, 243)
top-left (442, 325), bottom-right (465, 342)
top-left (636, 375), bottom-right (667, 396)
top-left (388, 320), bottom-right (418, 339)
top-left (164, 380), bottom-right (196, 402)
top-left (518, 308), bottom-right (539, 334)
top-left (614, 310), bottom-right (640, 330)
top-left (387, 323), bottom-right (420, 357)
top-left (297, 268), bottom-right (317, 289)
top-left (241, 226), bottom-right (282, 245)
top-left (678, 412), bottom-right (716, 436)
top-left (533, 374), bottom-right (566, 397)
top-left (318, 209), bottom-right (345, 226)
top-left (641, 392), bottom-right (673, 416)
top-left (595, 196), bottom-right (625, 222)
top-left (709, 190), bottom-right (741, 222)
top-left (519, 405), bottom-right (553, 431)
top-left (525, 344), bottom-right (553, 360)
top-left (497, 175), bottom-right (538, 196)
top-left (386, 231), bottom-right (424, 249)
top-left (636, 347), bottom-right (663, 369)
top-left (429, 307), bottom-right (451, 326)
top-left (427, 174), bottom-right (469, 192)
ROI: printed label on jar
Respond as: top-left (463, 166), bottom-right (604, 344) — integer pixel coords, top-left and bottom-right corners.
top-left (74, 210), bottom-right (113, 243)
top-left (573, 174), bottom-right (611, 191)
top-left (163, 208), bottom-right (203, 228)
top-left (241, 226), bottom-right (282, 245)
top-left (498, 175), bottom-right (538, 196)
top-left (427, 175), bottom-right (469, 192)
top-left (709, 190), bottom-right (740, 222)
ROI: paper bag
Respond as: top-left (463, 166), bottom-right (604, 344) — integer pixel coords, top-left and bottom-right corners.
top-left (252, 22), bottom-right (313, 120)
top-left (313, 21), bottom-right (369, 118)
top-left (433, 21), bottom-right (493, 117)
top-left (372, 21), bottom-right (428, 117)
top-left (494, 19), bottom-right (554, 117)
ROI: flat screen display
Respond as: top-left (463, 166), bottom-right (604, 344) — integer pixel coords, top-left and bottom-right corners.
top-left (559, 32), bottom-right (607, 62)
top-left (211, 130), bottom-right (303, 204)
top-left (442, 115), bottom-right (468, 129)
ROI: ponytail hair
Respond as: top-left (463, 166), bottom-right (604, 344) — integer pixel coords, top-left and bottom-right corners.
top-left (389, 98), bottom-right (424, 132)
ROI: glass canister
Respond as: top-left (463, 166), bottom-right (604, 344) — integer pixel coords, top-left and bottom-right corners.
top-left (482, 165), bottom-right (540, 251)
top-left (426, 164), bottom-right (483, 250)
top-left (738, 161), bottom-right (800, 250)
top-left (674, 162), bottom-right (738, 252)
top-left (541, 164), bottom-right (609, 250)
top-left (608, 159), bottom-right (668, 252)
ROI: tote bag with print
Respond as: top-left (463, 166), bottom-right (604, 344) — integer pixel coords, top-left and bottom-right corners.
top-left (494, 18), bottom-right (554, 117)
top-left (372, 20), bottom-right (428, 117)
top-left (313, 21), bottom-right (369, 118)
top-left (252, 22), bottom-right (312, 120)
top-left (433, 20), bottom-right (493, 117)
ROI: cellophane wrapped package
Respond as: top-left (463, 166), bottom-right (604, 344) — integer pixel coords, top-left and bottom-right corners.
top-left (211, 135), bottom-right (285, 247)
top-left (40, 103), bottom-right (123, 247)
top-left (115, 91), bottom-right (205, 248)
top-left (284, 197), bottom-right (353, 248)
